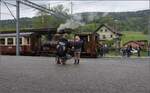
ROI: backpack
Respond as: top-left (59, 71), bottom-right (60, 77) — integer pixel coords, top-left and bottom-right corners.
top-left (56, 42), bottom-right (66, 56)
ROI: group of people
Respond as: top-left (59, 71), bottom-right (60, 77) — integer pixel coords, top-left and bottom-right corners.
top-left (98, 44), bottom-right (142, 57)
top-left (56, 34), bottom-right (83, 65)
top-left (55, 34), bottom-right (144, 64)
top-left (98, 44), bottom-right (109, 57)
top-left (121, 45), bottom-right (141, 57)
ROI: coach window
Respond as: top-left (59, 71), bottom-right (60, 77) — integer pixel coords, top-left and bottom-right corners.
top-left (20, 38), bottom-right (22, 45)
top-left (0, 38), bottom-right (5, 45)
top-left (7, 38), bottom-right (13, 45)
top-left (27, 37), bottom-right (30, 44)
top-left (15, 38), bottom-right (22, 45)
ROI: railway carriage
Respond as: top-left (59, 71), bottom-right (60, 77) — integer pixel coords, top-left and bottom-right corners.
top-left (0, 28), bottom-right (57, 55)
top-left (0, 32), bottom-right (32, 55)
top-left (0, 28), bottom-right (100, 57)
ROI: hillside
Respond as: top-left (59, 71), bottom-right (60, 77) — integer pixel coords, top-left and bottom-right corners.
top-left (0, 17), bottom-right (32, 30)
top-left (121, 31), bottom-right (149, 45)
top-left (75, 9), bottom-right (149, 32)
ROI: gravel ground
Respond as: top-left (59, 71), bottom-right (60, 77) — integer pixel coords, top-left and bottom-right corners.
top-left (0, 56), bottom-right (149, 93)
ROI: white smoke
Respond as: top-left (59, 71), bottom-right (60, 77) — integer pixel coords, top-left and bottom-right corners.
top-left (57, 19), bottom-right (85, 32)
top-left (57, 12), bottom-right (110, 32)
top-left (72, 13), bottom-right (83, 22)
top-left (102, 12), bottom-right (109, 17)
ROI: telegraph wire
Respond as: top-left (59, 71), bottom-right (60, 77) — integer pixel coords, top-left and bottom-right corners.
top-left (2, 0), bottom-right (16, 21)
top-left (2, 0), bottom-right (16, 7)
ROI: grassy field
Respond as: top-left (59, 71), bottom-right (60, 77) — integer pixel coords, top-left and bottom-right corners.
top-left (121, 31), bottom-right (149, 46)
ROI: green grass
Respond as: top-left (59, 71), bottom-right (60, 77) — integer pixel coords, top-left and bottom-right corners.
top-left (121, 31), bottom-right (149, 46)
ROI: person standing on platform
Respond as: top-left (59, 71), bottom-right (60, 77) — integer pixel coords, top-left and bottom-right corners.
top-left (136, 46), bottom-right (141, 57)
top-left (73, 35), bottom-right (83, 64)
top-left (56, 34), bottom-right (69, 65)
top-left (126, 45), bottom-right (132, 57)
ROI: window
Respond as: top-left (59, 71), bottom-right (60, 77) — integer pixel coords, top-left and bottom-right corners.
top-left (20, 38), bottom-right (22, 45)
top-left (103, 35), bottom-right (106, 39)
top-left (105, 29), bottom-right (107, 32)
top-left (15, 38), bottom-right (22, 45)
top-left (0, 38), bottom-right (5, 45)
top-left (27, 38), bottom-right (30, 44)
top-left (7, 38), bottom-right (13, 45)
top-left (110, 35), bottom-right (113, 38)
top-left (100, 29), bottom-right (103, 32)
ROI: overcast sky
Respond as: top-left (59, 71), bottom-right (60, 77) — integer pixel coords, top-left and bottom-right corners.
top-left (0, 0), bottom-right (149, 20)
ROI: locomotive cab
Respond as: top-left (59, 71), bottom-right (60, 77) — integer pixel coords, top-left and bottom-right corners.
top-left (75, 33), bottom-right (100, 57)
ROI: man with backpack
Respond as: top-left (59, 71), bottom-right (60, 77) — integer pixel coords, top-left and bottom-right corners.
top-left (56, 34), bottom-right (69, 65)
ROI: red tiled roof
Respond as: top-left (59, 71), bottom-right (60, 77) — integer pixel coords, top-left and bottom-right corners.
top-left (123, 40), bottom-right (147, 46)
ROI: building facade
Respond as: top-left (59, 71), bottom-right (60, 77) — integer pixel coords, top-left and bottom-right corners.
top-left (94, 24), bottom-right (122, 40)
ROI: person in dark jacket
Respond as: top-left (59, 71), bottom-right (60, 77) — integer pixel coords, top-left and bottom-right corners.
top-left (126, 45), bottom-right (132, 57)
top-left (73, 35), bottom-right (83, 64)
top-left (136, 46), bottom-right (141, 57)
top-left (99, 45), bottom-right (104, 57)
top-left (122, 47), bottom-right (127, 57)
top-left (56, 34), bottom-right (69, 65)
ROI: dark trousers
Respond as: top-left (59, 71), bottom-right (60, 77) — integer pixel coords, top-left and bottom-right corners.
top-left (137, 51), bottom-right (141, 57)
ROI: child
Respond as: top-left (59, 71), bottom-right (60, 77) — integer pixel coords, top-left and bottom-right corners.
top-left (73, 35), bottom-right (83, 64)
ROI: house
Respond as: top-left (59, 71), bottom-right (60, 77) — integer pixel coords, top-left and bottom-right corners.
top-left (94, 24), bottom-right (122, 40)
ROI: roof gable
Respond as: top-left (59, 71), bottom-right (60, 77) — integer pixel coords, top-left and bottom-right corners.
top-left (94, 24), bottom-right (122, 36)
top-left (123, 41), bottom-right (146, 46)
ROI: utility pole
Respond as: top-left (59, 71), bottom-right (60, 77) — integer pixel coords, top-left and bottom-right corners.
top-left (0, 0), bottom-right (1, 30)
top-left (70, 0), bottom-right (73, 21)
top-left (148, 9), bottom-right (150, 56)
top-left (0, 0), bottom-right (1, 22)
top-left (16, 0), bottom-right (20, 56)
top-left (0, 0), bottom-right (1, 55)
top-left (70, 0), bottom-right (73, 16)
top-left (148, 0), bottom-right (150, 56)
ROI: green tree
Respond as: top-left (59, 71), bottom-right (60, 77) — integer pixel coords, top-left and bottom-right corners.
top-left (32, 4), bottom-right (70, 28)
top-left (77, 23), bottom-right (97, 32)
top-left (51, 4), bottom-right (70, 19)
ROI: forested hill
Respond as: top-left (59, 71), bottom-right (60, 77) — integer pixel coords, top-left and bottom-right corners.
top-left (0, 17), bottom-right (32, 30)
top-left (74, 9), bottom-right (149, 33)
top-left (0, 9), bottom-right (149, 33)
